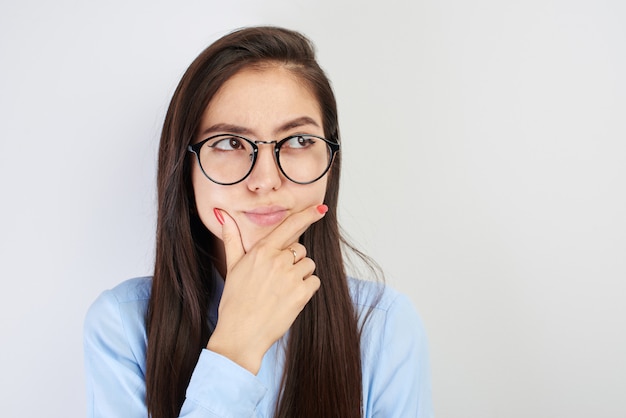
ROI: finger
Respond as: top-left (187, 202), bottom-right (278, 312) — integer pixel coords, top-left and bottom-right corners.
top-left (285, 243), bottom-right (307, 264)
top-left (264, 204), bottom-right (328, 250)
top-left (215, 208), bottom-right (246, 272)
top-left (293, 256), bottom-right (316, 279)
top-left (291, 273), bottom-right (321, 312)
top-left (302, 274), bottom-right (321, 295)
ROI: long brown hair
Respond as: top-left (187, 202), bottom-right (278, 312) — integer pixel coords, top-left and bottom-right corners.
top-left (146, 26), bottom-right (362, 418)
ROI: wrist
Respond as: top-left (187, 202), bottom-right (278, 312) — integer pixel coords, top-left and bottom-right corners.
top-left (206, 331), bottom-right (264, 375)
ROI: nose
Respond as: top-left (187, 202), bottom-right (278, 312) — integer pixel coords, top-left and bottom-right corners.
top-left (246, 143), bottom-right (282, 191)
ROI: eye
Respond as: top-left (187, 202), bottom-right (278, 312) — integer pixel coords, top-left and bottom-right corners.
top-left (210, 136), bottom-right (246, 151)
top-left (284, 135), bottom-right (316, 149)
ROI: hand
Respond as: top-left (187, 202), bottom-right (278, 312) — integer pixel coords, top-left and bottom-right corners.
top-left (206, 204), bottom-right (327, 374)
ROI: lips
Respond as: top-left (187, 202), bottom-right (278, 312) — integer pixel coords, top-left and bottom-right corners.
top-left (243, 206), bottom-right (288, 226)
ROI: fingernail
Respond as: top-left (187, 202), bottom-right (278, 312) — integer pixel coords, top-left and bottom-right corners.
top-left (316, 204), bottom-right (328, 215)
top-left (214, 208), bottom-right (225, 225)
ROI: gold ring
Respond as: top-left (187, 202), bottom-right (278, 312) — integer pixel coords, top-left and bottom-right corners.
top-left (288, 247), bottom-right (297, 265)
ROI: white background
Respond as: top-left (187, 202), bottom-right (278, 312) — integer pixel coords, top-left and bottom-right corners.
top-left (1, 0), bottom-right (625, 417)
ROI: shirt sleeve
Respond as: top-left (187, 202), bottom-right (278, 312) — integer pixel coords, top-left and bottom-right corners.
top-left (84, 290), bottom-right (148, 417)
top-left (84, 289), bottom-right (268, 418)
top-left (368, 293), bottom-right (434, 418)
top-left (180, 350), bottom-right (268, 417)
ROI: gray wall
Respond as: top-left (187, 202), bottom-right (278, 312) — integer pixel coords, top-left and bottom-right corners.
top-left (1, 0), bottom-right (624, 417)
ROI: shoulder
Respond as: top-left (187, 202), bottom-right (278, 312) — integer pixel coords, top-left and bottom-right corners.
top-left (350, 278), bottom-right (433, 416)
top-left (85, 276), bottom-right (152, 326)
top-left (348, 277), bottom-right (417, 317)
top-left (348, 277), bottom-right (428, 355)
top-left (86, 276), bottom-right (152, 315)
top-left (101, 276), bottom-right (153, 303)
top-left (83, 277), bottom-right (152, 358)
top-left (84, 278), bottom-right (154, 412)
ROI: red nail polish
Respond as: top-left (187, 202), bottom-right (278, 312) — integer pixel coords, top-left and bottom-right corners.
top-left (316, 204), bottom-right (328, 214)
top-left (214, 208), bottom-right (225, 225)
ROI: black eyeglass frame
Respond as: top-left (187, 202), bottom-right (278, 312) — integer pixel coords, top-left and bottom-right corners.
top-left (188, 133), bottom-right (340, 186)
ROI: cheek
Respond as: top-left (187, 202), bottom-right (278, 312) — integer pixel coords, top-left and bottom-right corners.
top-left (307, 177), bottom-right (329, 204)
top-left (296, 178), bottom-right (328, 209)
top-left (196, 203), bottom-right (222, 240)
top-left (192, 171), bottom-right (224, 239)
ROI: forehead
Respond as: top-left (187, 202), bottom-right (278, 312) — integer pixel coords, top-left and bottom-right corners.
top-left (199, 65), bottom-right (323, 136)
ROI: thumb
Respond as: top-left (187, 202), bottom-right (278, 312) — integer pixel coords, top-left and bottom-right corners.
top-left (214, 208), bottom-right (245, 272)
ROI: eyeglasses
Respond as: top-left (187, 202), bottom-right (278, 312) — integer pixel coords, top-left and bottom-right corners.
top-left (188, 133), bottom-right (340, 185)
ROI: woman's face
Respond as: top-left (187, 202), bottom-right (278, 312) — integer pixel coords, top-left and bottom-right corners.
top-left (192, 65), bottom-right (329, 254)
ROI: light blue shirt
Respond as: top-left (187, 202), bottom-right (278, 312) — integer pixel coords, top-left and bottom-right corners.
top-left (84, 275), bottom-right (433, 417)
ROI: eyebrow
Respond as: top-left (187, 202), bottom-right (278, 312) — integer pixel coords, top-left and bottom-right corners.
top-left (198, 116), bottom-right (321, 139)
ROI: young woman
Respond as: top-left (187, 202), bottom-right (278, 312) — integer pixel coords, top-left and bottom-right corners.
top-left (84, 26), bottom-right (433, 418)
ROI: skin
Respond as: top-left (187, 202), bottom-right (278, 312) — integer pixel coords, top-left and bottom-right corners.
top-left (191, 65), bottom-right (329, 374)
